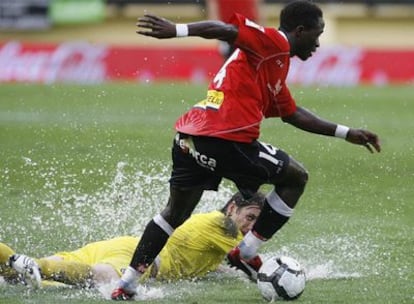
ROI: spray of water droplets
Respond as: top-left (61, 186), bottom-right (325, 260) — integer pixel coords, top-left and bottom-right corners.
top-left (0, 159), bottom-right (235, 253)
top-left (0, 159), bottom-right (391, 300)
top-left (260, 233), bottom-right (378, 281)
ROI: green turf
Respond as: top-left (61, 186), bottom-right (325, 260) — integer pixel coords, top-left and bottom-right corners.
top-left (0, 83), bottom-right (413, 303)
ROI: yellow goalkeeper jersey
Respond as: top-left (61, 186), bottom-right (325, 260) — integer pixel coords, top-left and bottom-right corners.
top-left (54, 210), bottom-right (242, 281)
top-left (147, 210), bottom-right (243, 281)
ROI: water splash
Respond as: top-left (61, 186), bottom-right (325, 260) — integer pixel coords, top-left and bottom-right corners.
top-left (0, 159), bottom-right (235, 254)
top-left (98, 280), bottom-right (167, 300)
top-left (0, 159), bottom-right (387, 301)
top-left (261, 233), bottom-right (379, 281)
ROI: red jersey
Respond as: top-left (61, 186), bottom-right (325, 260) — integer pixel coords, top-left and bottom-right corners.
top-left (175, 14), bottom-right (297, 143)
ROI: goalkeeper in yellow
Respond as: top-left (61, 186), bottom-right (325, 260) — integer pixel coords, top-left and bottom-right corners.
top-left (0, 192), bottom-right (264, 288)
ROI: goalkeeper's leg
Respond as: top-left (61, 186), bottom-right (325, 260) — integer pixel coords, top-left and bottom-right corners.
top-left (0, 242), bottom-right (15, 264)
top-left (0, 242), bottom-right (19, 283)
top-left (1, 243), bottom-right (92, 287)
top-left (37, 257), bottom-right (93, 287)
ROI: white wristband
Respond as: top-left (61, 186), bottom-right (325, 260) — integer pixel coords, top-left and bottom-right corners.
top-left (175, 24), bottom-right (189, 37)
top-left (335, 124), bottom-right (350, 139)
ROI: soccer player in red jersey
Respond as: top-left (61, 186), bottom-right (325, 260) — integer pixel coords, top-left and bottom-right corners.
top-left (112, 1), bottom-right (381, 300)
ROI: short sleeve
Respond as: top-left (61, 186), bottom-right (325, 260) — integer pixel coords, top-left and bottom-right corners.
top-left (229, 13), bottom-right (276, 57)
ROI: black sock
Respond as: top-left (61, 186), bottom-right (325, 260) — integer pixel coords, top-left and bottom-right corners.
top-left (130, 219), bottom-right (170, 269)
top-left (252, 200), bottom-right (290, 240)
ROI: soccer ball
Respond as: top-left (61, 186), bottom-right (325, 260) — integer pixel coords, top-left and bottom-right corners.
top-left (257, 256), bottom-right (306, 301)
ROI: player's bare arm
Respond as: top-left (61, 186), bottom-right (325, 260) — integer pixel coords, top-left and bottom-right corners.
top-left (137, 14), bottom-right (238, 43)
top-left (282, 106), bottom-right (381, 153)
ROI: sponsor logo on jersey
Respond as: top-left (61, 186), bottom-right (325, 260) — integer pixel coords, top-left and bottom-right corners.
top-left (275, 59), bottom-right (284, 68)
top-left (267, 79), bottom-right (283, 97)
top-left (194, 90), bottom-right (224, 111)
top-left (176, 136), bottom-right (217, 171)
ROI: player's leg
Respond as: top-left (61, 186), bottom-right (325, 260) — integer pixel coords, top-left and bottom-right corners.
top-left (127, 133), bottom-right (220, 272)
top-left (129, 186), bottom-right (204, 270)
top-left (8, 254), bottom-right (42, 288)
top-left (225, 141), bottom-right (307, 268)
top-left (0, 242), bottom-right (14, 264)
top-left (37, 256), bottom-right (93, 287)
top-left (112, 186), bottom-right (203, 300)
top-left (0, 242), bottom-right (19, 283)
top-left (112, 133), bottom-right (215, 300)
top-left (239, 155), bottom-right (308, 260)
top-left (239, 150), bottom-right (308, 259)
top-left (253, 156), bottom-right (307, 235)
top-left (1, 242), bottom-right (42, 287)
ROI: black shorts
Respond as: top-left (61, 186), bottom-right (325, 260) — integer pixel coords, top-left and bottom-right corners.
top-left (169, 133), bottom-right (290, 198)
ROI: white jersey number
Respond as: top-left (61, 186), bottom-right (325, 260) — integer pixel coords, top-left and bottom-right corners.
top-left (213, 49), bottom-right (240, 88)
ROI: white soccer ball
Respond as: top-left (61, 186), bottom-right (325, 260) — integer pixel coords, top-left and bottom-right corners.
top-left (257, 256), bottom-right (306, 302)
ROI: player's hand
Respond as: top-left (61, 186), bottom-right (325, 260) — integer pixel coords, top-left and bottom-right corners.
top-left (136, 14), bottom-right (177, 39)
top-left (346, 129), bottom-right (381, 153)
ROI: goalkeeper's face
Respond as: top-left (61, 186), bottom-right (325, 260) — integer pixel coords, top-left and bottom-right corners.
top-left (228, 205), bottom-right (261, 235)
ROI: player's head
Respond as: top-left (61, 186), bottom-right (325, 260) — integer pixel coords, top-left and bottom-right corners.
top-left (221, 192), bottom-right (265, 235)
top-left (279, 0), bottom-right (324, 61)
